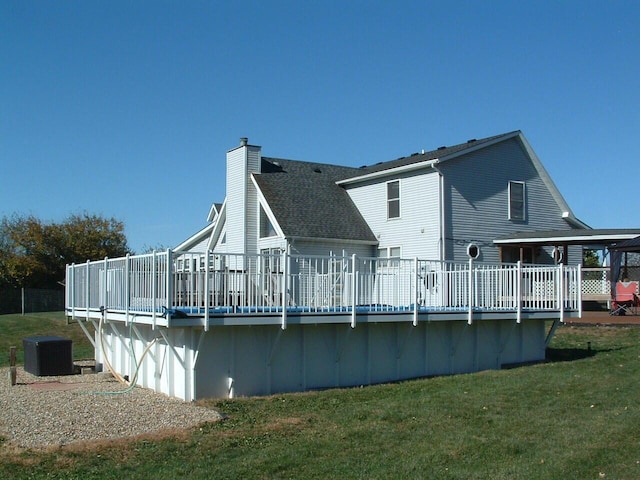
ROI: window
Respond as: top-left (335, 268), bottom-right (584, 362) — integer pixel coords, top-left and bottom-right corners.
top-left (508, 181), bottom-right (525, 221)
top-left (387, 180), bottom-right (400, 219)
top-left (260, 206), bottom-right (277, 238)
top-left (378, 246), bottom-right (401, 259)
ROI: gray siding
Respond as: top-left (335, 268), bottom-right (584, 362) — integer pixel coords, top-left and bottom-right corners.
top-left (440, 138), bottom-right (575, 263)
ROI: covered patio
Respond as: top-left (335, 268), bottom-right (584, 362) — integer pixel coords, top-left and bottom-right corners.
top-left (494, 228), bottom-right (640, 305)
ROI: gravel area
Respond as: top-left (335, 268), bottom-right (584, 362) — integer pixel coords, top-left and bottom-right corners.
top-left (0, 364), bottom-right (223, 449)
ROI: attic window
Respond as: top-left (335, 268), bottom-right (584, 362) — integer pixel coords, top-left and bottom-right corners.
top-left (508, 181), bottom-right (526, 221)
top-left (260, 206), bottom-right (277, 238)
top-left (387, 180), bottom-right (400, 219)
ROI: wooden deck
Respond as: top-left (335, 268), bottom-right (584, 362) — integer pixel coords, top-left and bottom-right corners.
top-left (565, 310), bottom-right (640, 326)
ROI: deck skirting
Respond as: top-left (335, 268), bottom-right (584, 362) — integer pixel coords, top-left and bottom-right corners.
top-left (94, 314), bottom-right (555, 400)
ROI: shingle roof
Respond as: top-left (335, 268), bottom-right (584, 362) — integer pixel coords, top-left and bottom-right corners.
top-left (609, 235), bottom-right (640, 251)
top-left (253, 131), bottom-right (521, 243)
top-left (254, 158), bottom-right (377, 242)
top-left (354, 131), bottom-right (519, 176)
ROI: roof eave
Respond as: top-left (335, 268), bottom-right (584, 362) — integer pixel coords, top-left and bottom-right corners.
top-left (286, 235), bottom-right (378, 246)
top-left (336, 158), bottom-right (440, 185)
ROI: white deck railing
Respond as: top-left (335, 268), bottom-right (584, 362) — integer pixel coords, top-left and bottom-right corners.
top-left (66, 250), bottom-right (581, 327)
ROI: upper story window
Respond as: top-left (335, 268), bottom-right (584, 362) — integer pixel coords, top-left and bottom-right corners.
top-left (508, 181), bottom-right (525, 221)
top-left (387, 180), bottom-right (400, 219)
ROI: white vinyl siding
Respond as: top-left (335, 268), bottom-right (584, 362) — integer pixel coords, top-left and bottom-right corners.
top-left (225, 144), bottom-right (261, 256)
top-left (289, 240), bottom-right (375, 259)
top-left (346, 171), bottom-right (441, 260)
top-left (225, 147), bottom-right (247, 254)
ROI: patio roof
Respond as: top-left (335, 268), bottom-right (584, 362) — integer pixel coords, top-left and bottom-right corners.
top-left (609, 235), bottom-right (640, 252)
top-left (493, 229), bottom-right (640, 247)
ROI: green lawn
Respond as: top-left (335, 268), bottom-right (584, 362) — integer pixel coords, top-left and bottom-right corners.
top-left (0, 312), bottom-right (94, 366)
top-left (1, 314), bottom-right (639, 479)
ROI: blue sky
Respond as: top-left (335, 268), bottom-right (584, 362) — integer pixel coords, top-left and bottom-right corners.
top-left (2, 1), bottom-right (639, 253)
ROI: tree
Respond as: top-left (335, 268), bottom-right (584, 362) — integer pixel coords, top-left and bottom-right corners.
top-left (0, 213), bottom-right (130, 289)
top-left (583, 249), bottom-right (601, 268)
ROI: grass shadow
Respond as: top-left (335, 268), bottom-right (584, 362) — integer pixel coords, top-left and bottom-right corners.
top-left (545, 346), bottom-right (602, 363)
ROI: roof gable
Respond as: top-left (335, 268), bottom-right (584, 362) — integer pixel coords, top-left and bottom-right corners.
top-left (347, 131), bottom-right (520, 179)
top-left (253, 158), bottom-right (377, 243)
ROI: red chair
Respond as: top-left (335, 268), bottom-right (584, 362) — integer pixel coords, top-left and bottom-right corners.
top-left (611, 281), bottom-right (639, 316)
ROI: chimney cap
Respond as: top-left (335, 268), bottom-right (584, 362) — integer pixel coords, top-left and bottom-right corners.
top-left (240, 137), bottom-right (248, 146)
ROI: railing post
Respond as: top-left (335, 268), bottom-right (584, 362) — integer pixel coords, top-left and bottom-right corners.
top-left (204, 251), bottom-right (210, 331)
top-left (166, 249), bottom-right (173, 328)
top-left (69, 264), bottom-right (75, 319)
top-left (577, 264), bottom-right (583, 318)
top-left (85, 260), bottom-right (90, 320)
top-left (413, 257), bottom-right (419, 326)
top-left (516, 261), bottom-right (522, 324)
top-left (281, 250), bottom-right (288, 330)
top-left (468, 257), bottom-right (474, 325)
top-left (152, 250), bottom-right (157, 330)
top-left (103, 256), bottom-right (108, 311)
top-left (125, 254), bottom-right (131, 326)
top-left (351, 254), bottom-right (357, 328)
top-left (558, 263), bottom-right (565, 323)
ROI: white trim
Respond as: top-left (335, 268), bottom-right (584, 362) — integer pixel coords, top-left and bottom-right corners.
top-left (336, 158), bottom-right (440, 185)
top-left (251, 174), bottom-right (286, 239)
top-left (386, 179), bottom-right (401, 220)
top-left (207, 203), bottom-right (221, 222)
top-left (508, 180), bottom-right (526, 221)
top-left (206, 199), bottom-right (227, 250)
top-left (494, 233), bottom-right (640, 245)
top-left (174, 223), bottom-right (215, 251)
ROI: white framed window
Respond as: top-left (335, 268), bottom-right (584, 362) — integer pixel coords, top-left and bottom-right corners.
top-left (378, 246), bottom-right (401, 259)
top-left (387, 180), bottom-right (400, 219)
top-left (508, 181), bottom-right (525, 221)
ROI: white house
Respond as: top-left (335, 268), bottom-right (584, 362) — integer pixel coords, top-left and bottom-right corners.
top-left (66, 131), bottom-right (585, 401)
